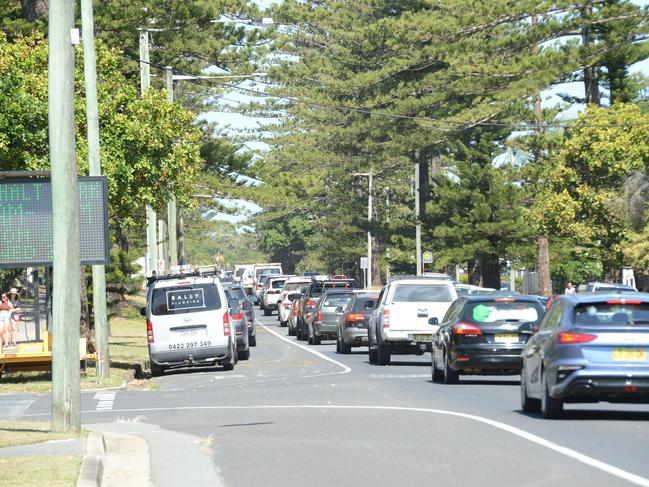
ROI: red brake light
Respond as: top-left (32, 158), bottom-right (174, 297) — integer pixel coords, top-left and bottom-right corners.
top-left (307, 299), bottom-right (317, 307)
top-left (452, 322), bottom-right (483, 335)
top-left (382, 309), bottom-right (390, 329)
top-left (232, 311), bottom-right (244, 321)
top-left (177, 281), bottom-right (191, 285)
top-left (347, 313), bottom-right (365, 322)
top-left (495, 298), bottom-right (514, 303)
top-left (316, 311), bottom-right (323, 321)
top-left (256, 284), bottom-right (261, 289)
top-left (223, 311), bottom-right (231, 336)
top-left (558, 332), bottom-right (597, 344)
top-left (607, 299), bottom-right (642, 305)
top-left (147, 319), bottom-right (154, 344)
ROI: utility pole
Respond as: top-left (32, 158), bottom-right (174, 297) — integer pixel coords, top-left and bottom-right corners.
top-left (139, 30), bottom-right (158, 276)
top-left (165, 66), bottom-right (178, 269)
top-left (415, 155), bottom-right (422, 276)
top-left (81, 0), bottom-right (110, 379)
top-left (49, 0), bottom-right (81, 432)
top-left (367, 170), bottom-right (373, 288)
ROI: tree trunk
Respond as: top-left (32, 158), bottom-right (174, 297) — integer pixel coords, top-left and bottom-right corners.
top-left (21, 0), bottom-right (48, 22)
top-left (480, 255), bottom-right (501, 289)
top-left (467, 259), bottom-right (481, 286)
top-left (581, 2), bottom-right (601, 105)
top-left (371, 233), bottom-right (382, 287)
top-left (79, 267), bottom-right (92, 344)
top-left (537, 235), bottom-right (551, 296)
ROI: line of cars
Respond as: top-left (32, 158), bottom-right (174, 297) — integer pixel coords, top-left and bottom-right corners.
top-left (264, 274), bottom-right (649, 419)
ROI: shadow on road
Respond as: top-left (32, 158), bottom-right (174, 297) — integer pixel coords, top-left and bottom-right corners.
top-left (515, 408), bottom-right (649, 421)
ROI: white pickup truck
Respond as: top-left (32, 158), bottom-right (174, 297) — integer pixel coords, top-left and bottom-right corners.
top-left (368, 277), bottom-right (457, 365)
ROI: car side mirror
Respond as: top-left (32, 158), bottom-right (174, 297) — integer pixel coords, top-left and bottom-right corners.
top-left (228, 297), bottom-right (240, 309)
top-left (428, 317), bottom-right (439, 326)
top-left (365, 300), bottom-right (375, 309)
top-left (140, 307), bottom-right (146, 317)
top-left (520, 322), bottom-right (539, 334)
top-left (242, 301), bottom-right (252, 310)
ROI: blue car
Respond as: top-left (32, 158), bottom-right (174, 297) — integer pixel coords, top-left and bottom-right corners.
top-left (521, 293), bottom-right (649, 418)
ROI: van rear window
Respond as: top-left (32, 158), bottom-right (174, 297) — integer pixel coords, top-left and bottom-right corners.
top-left (151, 284), bottom-right (222, 315)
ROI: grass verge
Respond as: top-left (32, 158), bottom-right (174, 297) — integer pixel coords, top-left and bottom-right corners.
top-left (0, 420), bottom-right (86, 448)
top-left (0, 293), bottom-right (150, 394)
top-left (0, 456), bottom-right (82, 487)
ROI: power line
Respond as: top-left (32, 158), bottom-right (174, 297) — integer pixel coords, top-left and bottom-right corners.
top-left (123, 53), bottom-right (649, 131)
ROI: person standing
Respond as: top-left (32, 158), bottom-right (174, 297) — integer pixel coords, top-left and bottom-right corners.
top-left (0, 293), bottom-right (15, 348)
top-left (8, 288), bottom-right (21, 344)
top-left (565, 282), bottom-right (576, 295)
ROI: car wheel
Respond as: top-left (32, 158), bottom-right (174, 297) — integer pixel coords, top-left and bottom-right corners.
top-left (280, 320), bottom-right (287, 327)
top-left (431, 350), bottom-right (443, 383)
top-left (443, 349), bottom-right (459, 384)
top-left (223, 347), bottom-right (237, 371)
top-left (263, 307), bottom-right (270, 316)
top-left (520, 365), bottom-right (541, 413)
top-left (288, 326), bottom-right (295, 336)
top-left (249, 333), bottom-right (257, 347)
top-left (338, 336), bottom-right (351, 354)
top-left (150, 362), bottom-right (165, 377)
top-left (541, 370), bottom-right (563, 419)
top-left (313, 334), bottom-right (321, 345)
top-left (239, 348), bottom-right (250, 361)
top-left (377, 341), bottom-right (391, 365)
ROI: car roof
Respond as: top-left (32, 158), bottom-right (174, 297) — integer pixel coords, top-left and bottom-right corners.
top-left (390, 277), bottom-right (453, 285)
top-left (322, 288), bottom-right (356, 295)
top-left (560, 292), bottom-right (649, 305)
top-left (151, 275), bottom-right (219, 288)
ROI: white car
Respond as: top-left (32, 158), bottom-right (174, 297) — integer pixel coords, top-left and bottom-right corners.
top-left (252, 263), bottom-right (283, 303)
top-left (368, 277), bottom-right (458, 365)
top-left (278, 278), bottom-right (311, 326)
top-left (142, 271), bottom-right (238, 376)
top-left (261, 275), bottom-right (293, 315)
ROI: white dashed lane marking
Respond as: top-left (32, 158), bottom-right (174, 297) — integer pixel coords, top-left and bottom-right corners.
top-left (94, 391), bottom-right (116, 411)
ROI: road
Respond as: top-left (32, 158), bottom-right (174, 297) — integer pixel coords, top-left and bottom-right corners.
top-left (7, 312), bottom-right (649, 486)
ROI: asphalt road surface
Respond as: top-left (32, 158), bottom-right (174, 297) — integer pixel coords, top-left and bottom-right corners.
top-left (10, 312), bottom-right (649, 486)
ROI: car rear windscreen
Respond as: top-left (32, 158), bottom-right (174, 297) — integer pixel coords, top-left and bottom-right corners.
top-left (323, 293), bottom-right (354, 307)
top-left (592, 286), bottom-right (637, 293)
top-left (283, 283), bottom-right (305, 292)
top-left (574, 302), bottom-right (649, 325)
top-left (256, 267), bottom-right (282, 279)
top-left (151, 284), bottom-right (221, 315)
top-left (392, 284), bottom-right (453, 303)
top-left (271, 280), bottom-right (286, 289)
top-left (352, 295), bottom-right (377, 311)
top-left (464, 301), bottom-right (543, 324)
top-left (229, 287), bottom-right (246, 300)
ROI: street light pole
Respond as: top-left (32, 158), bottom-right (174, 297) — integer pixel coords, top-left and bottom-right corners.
top-left (49, 0), bottom-right (81, 432)
top-left (165, 66), bottom-right (178, 269)
top-left (139, 30), bottom-right (158, 277)
top-left (353, 172), bottom-right (373, 288)
top-left (81, 0), bottom-right (110, 379)
top-left (415, 158), bottom-right (422, 276)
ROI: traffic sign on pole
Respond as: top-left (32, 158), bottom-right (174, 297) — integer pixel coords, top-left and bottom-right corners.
top-left (422, 251), bottom-right (433, 264)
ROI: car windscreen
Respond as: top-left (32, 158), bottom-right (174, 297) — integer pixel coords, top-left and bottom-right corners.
top-left (392, 284), bottom-right (453, 303)
top-left (283, 283), bottom-right (305, 292)
top-left (352, 295), bottom-right (377, 311)
top-left (271, 280), bottom-right (286, 289)
top-left (574, 302), bottom-right (649, 325)
top-left (322, 293), bottom-right (354, 307)
top-left (151, 284), bottom-right (221, 315)
top-left (229, 287), bottom-right (246, 300)
top-left (464, 300), bottom-right (543, 324)
top-left (256, 267), bottom-right (282, 279)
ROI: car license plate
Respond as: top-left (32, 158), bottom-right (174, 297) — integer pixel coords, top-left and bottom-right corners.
top-left (494, 334), bottom-right (519, 343)
top-left (612, 348), bottom-right (647, 362)
top-left (413, 334), bottom-right (432, 342)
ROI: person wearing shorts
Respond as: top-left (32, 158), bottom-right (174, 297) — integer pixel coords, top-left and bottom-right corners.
top-left (8, 288), bottom-right (21, 345)
top-left (0, 293), bottom-right (14, 348)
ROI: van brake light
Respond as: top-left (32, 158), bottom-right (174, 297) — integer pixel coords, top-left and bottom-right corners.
top-left (146, 319), bottom-right (154, 344)
top-left (223, 311), bottom-right (231, 336)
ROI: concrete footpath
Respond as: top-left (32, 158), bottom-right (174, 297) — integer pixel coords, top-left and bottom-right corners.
top-left (78, 421), bottom-right (223, 487)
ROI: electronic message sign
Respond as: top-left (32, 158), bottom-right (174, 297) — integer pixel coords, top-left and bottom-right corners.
top-left (0, 177), bottom-right (109, 267)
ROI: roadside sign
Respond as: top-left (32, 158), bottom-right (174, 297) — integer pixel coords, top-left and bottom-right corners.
top-left (422, 251), bottom-right (433, 264)
top-left (360, 257), bottom-right (368, 269)
top-left (0, 176), bottom-right (110, 267)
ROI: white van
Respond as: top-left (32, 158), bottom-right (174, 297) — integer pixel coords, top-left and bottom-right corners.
top-left (142, 273), bottom-right (237, 376)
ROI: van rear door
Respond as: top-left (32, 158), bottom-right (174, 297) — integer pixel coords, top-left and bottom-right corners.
top-left (149, 282), bottom-right (227, 351)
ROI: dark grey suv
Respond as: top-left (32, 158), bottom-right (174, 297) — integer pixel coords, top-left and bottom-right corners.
top-left (521, 293), bottom-right (649, 418)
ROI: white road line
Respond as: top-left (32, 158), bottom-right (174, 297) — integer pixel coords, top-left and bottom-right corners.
top-left (258, 322), bottom-right (351, 375)
top-left (93, 391), bottom-right (116, 411)
top-left (26, 403), bottom-right (649, 487)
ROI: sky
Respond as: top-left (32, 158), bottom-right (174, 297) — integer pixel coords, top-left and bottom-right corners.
top-left (205, 0), bottom-right (649, 225)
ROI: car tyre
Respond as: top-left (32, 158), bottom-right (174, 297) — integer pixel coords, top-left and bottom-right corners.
top-left (520, 366), bottom-right (541, 413)
top-left (338, 336), bottom-right (351, 354)
top-left (541, 371), bottom-right (563, 419)
top-left (313, 334), bottom-right (321, 345)
top-left (443, 349), bottom-right (459, 384)
top-left (263, 307), bottom-right (271, 316)
top-left (239, 348), bottom-right (250, 361)
top-left (280, 320), bottom-right (287, 328)
top-left (431, 351), bottom-right (443, 383)
top-left (249, 333), bottom-right (257, 347)
top-left (150, 362), bottom-right (165, 377)
top-left (377, 341), bottom-right (391, 365)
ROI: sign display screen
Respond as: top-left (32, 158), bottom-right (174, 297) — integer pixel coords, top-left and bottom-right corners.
top-left (0, 177), bottom-right (110, 267)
